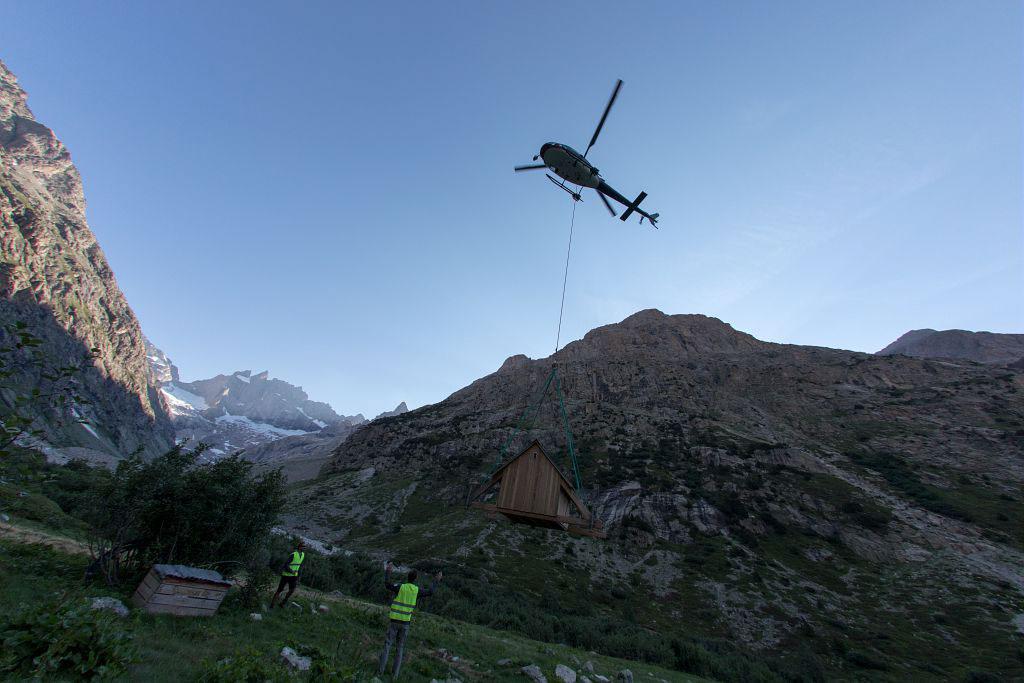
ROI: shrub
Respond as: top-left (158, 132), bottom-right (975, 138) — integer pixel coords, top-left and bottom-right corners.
top-left (963, 673), bottom-right (1001, 683)
top-left (228, 564), bottom-right (277, 612)
top-left (0, 597), bottom-right (136, 679)
top-left (198, 647), bottom-right (292, 682)
top-left (87, 447), bottom-right (285, 583)
top-left (844, 649), bottom-right (888, 670)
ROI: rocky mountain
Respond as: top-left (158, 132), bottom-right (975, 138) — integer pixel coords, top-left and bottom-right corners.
top-left (374, 401), bottom-right (408, 420)
top-left (241, 401), bottom-right (409, 482)
top-left (0, 60), bottom-right (172, 462)
top-left (878, 327), bottom-right (1024, 365)
top-left (287, 310), bottom-right (1024, 679)
top-left (144, 338), bottom-right (177, 385)
top-left (145, 340), bottom-right (373, 461)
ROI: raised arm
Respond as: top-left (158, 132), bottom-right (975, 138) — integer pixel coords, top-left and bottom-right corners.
top-left (383, 561), bottom-right (401, 593)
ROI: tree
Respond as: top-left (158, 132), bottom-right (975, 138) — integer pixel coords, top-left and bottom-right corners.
top-left (87, 446), bottom-right (286, 584)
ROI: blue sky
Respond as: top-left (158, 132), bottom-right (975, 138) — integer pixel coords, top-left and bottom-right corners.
top-left (2, 2), bottom-right (1021, 416)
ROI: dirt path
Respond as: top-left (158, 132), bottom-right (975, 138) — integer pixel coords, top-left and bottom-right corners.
top-left (0, 520), bottom-right (90, 555)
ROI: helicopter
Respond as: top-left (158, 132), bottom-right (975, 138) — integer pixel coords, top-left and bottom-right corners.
top-left (514, 79), bottom-right (659, 227)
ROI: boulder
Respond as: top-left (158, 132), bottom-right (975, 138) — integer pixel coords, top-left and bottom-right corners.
top-left (555, 664), bottom-right (577, 683)
top-left (583, 661), bottom-right (595, 674)
top-left (522, 664), bottom-right (548, 683)
top-left (89, 597), bottom-right (129, 618)
top-left (617, 671), bottom-right (633, 683)
top-left (249, 612), bottom-right (262, 621)
top-left (592, 676), bottom-right (610, 683)
top-left (318, 604), bottom-right (330, 613)
top-left (280, 646), bottom-right (311, 671)
top-left (498, 658), bottom-right (514, 666)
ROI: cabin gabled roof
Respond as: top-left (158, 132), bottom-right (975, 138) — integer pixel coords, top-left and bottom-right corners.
top-left (491, 439), bottom-right (575, 491)
top-left (476, 439), bottom-right (591, 519)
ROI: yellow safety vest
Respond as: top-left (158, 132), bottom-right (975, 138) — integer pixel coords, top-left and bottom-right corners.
top-left (389, 582), bottom-right (419, 622)
top-left (282, 550), bottom-right (305, 577)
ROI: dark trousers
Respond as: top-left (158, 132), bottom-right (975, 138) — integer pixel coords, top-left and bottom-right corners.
top-left (378, 619), bottom-right (410, 678)
top-left (271, 574), bottom-right (298, 607)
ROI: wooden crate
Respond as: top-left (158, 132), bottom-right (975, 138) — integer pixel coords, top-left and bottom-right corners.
top-left (132, 564), bottom-right (231, 617)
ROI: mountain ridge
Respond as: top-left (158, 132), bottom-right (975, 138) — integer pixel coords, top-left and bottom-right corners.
top-left (878, 327), bottom-right (1024, 365)
top-left (286, 308), bottom-right (1023, 677)
top-left (144, 338), bottom-right (404, 467)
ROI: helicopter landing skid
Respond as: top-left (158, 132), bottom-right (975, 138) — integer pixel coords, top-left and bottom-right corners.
top-left (546, 174), bottom-right (582, 202)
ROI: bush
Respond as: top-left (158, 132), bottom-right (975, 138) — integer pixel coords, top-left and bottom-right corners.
top-left (844, 649), bottom-right (888, 670)
top-left (198, 647), bottom-right (292, 682)
top-left (0, 482), bottom-right (75, 528)
top-left (962, 673), bottom-right (1001, 683)
top-left (0, 597), bottom-right (136, 679)
top-left (88, 447), bottom-right (285, 583)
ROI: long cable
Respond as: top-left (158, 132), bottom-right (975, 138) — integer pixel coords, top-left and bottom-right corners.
top-left (554, 194), bottom-right (580, 354)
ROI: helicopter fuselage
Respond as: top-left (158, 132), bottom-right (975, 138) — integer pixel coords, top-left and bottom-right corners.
top-left (539, 142), bottom-right (638, 210)
top-left (540, 143), bottom-right (602, 188)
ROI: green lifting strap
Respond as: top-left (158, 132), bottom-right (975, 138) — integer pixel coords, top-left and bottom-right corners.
top-left (489, 364), bottom-right (582, 491)
top-left (554, 368), bottom-right (582, 491)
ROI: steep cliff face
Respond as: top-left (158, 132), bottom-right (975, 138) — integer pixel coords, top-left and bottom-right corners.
top-left (0, 60), bottom-right (172, 459)
top-left (289, 310), bottom-right (1024, 676)
top-left (878, 328), bottom-right (1024, 365)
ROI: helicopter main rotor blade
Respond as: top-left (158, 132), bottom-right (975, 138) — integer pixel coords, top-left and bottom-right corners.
top-left (596, 190), bottom-right (617, 217)
top-left (514, 164), bottom-right (547, 172)
top-left (584, 79), bottom-right (623, 158)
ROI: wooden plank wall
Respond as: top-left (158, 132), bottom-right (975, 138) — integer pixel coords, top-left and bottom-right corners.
top-left (131, 568), bottom-right (228, 617)
top-left (496, 445), bottom-right (562, 516)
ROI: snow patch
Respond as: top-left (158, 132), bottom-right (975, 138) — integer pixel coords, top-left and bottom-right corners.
top-left (161, 384), bottom-right (209, 412)
top-left (214, 414), bottom-right (309, 438)
top-left (234, 372), bottom-right (250, 383)
top-left (296, 407), bottom-right (328, 429)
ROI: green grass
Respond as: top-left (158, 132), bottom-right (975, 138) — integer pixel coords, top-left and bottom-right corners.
top-left (846, 450), bottom-right (1024, 548)
top-left (0, 536), bottom-right (707, 682)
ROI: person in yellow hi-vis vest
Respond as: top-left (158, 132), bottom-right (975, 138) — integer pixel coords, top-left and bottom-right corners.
top-left (270, 540), bottom-right (306, 609)
top-left (377, 560), bottom-right (442, 679)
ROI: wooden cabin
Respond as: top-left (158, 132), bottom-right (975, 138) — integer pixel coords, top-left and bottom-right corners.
top-left (132, 564), bottom-right (231, 616)
top-left (471, 440), bottom-right (605, 538)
